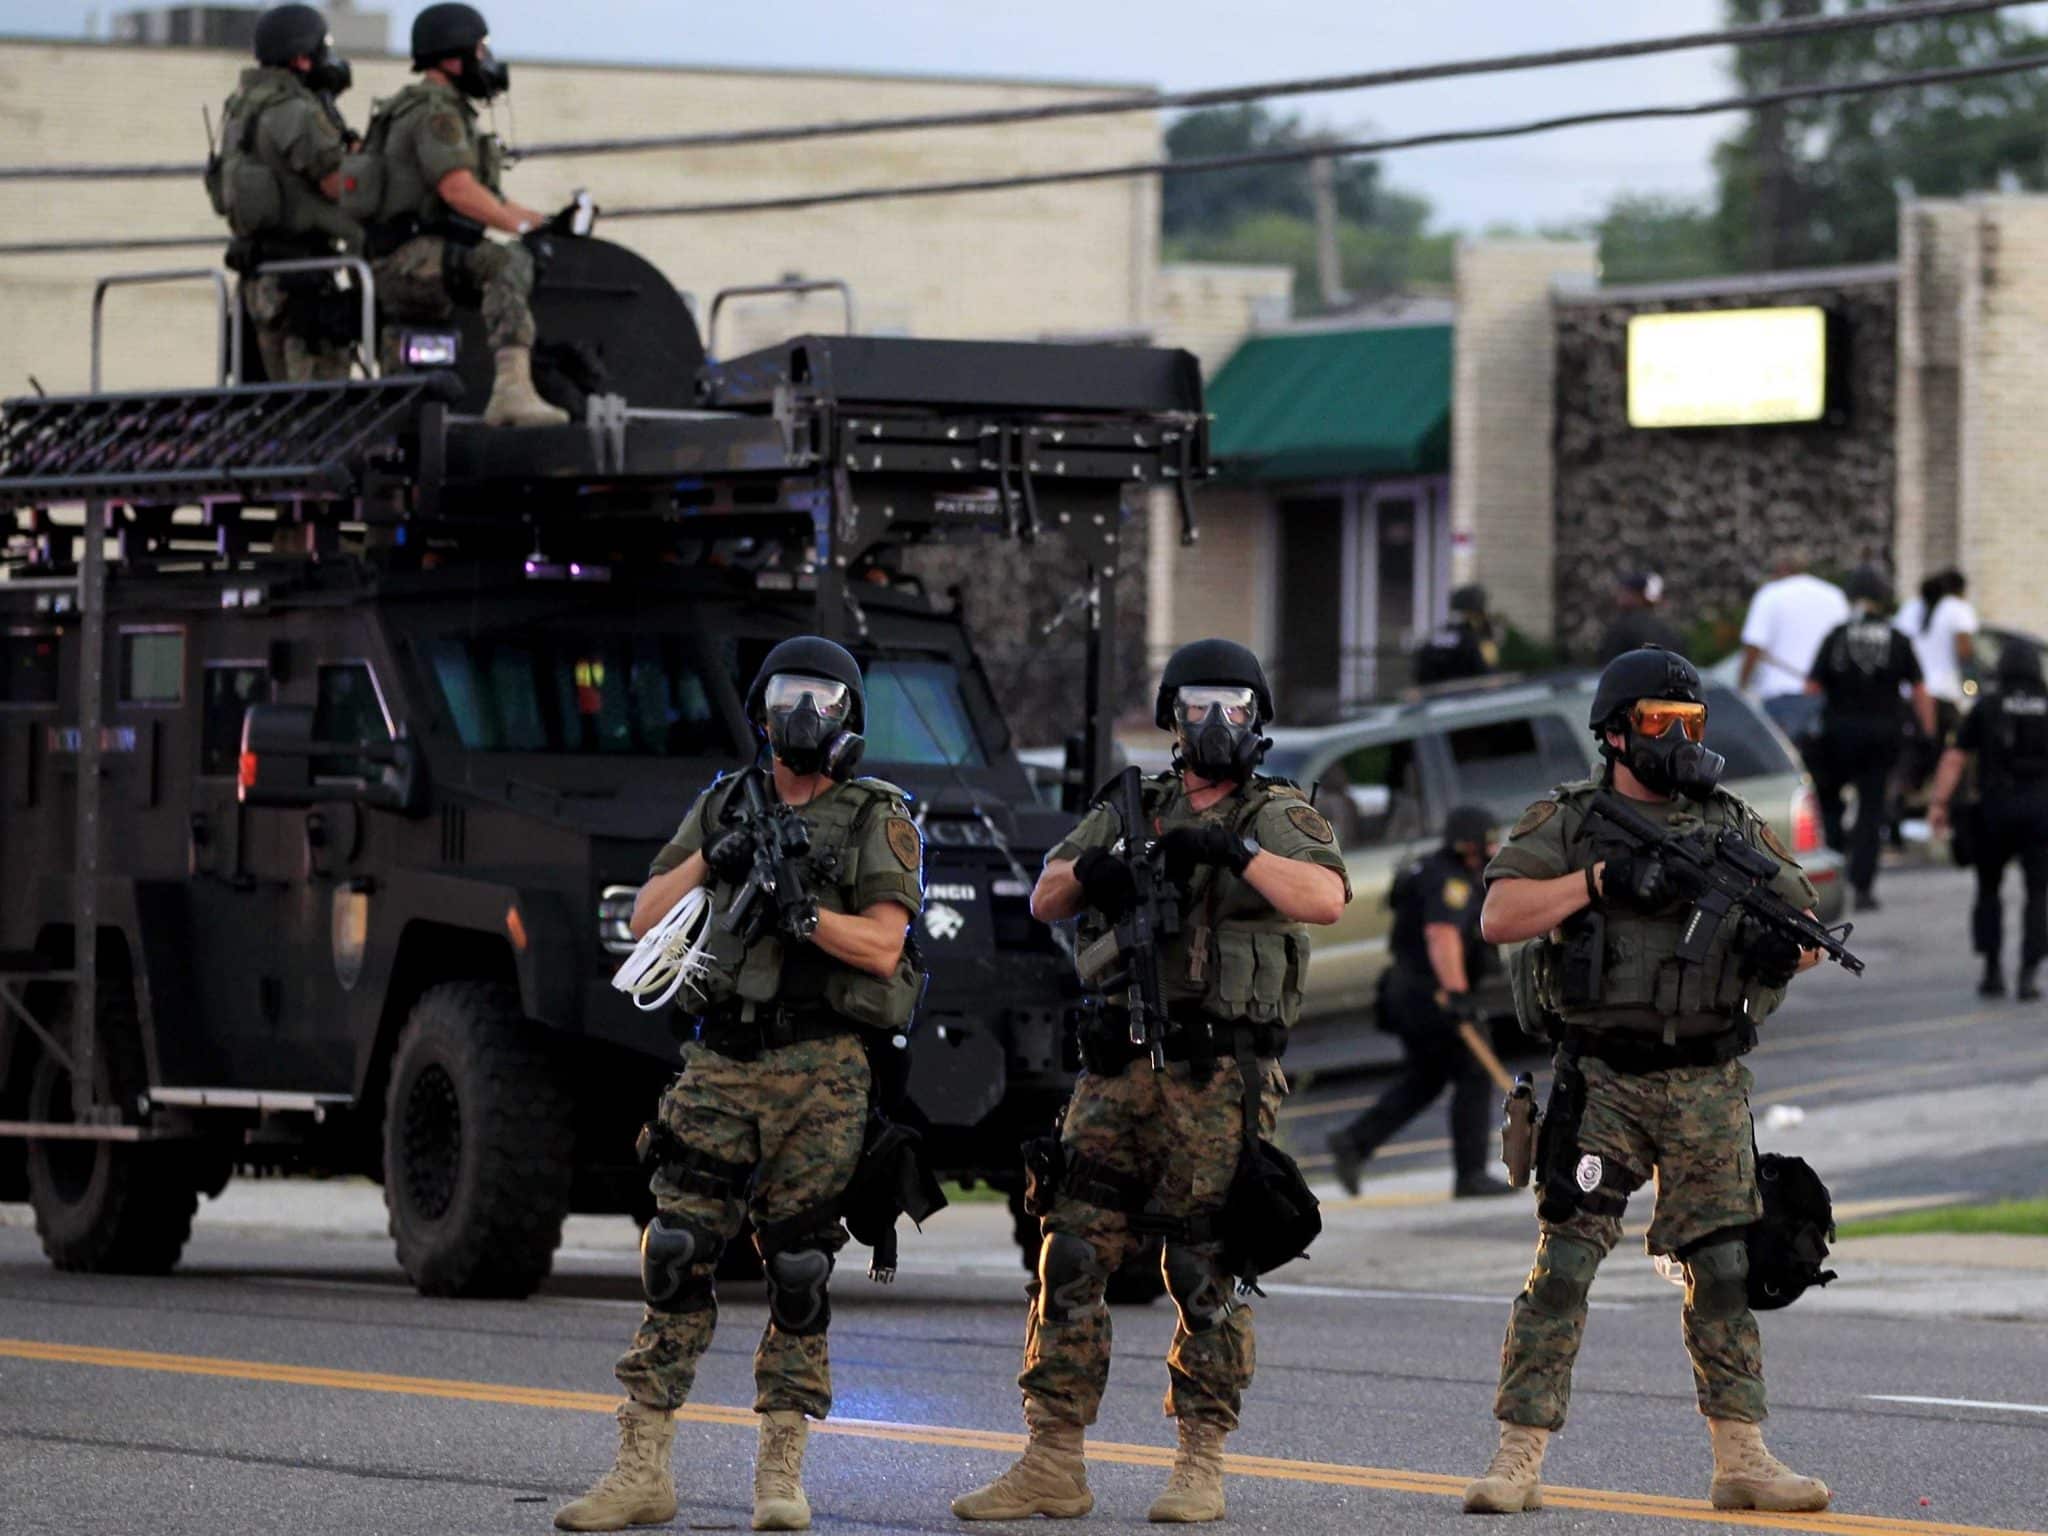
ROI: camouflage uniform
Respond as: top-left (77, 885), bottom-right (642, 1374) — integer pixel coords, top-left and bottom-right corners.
top-left (1485, 779), bottom-right (1818, 1432)
top-left (613, 772), bottom-right (923, 1420)
top-left (363, 77), bottom-right (536, 352)
top-left (1019, 773), bottom-right (1350, 1432)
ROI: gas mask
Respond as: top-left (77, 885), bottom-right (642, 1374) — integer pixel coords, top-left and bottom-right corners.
top-left (1174, 685), bottom-right (1269, 783)
top-left (459, 45), bottom-right (510, 100)
top-left (762, 673), bottom-right (864, 780)
top-left (305, 41), bottom-right (353, 97)
top-left (1617, 697), bottom-right (1725, 802)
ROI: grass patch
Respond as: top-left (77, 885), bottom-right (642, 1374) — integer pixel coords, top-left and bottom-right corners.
top-left (940, 1180), bottom-right (1009, 1206)
top-left (1836, 1198), bottom-right (2048, 1240)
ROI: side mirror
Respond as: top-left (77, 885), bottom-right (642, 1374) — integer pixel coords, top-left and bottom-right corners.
top-left (238, 702), bottom-right (424, 814)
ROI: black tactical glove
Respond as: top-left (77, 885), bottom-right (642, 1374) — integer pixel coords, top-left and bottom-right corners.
top-left (779, 894), bottom-right (821, 944)
top-left (703, 827), bottom-right (755, 884)
top-left (1161, 824), bottom-right (1254, 887)
top-left (1598, 846), bottom-right (1671, 912)
top-left (1072, 847), bottom-right (1139, 918)
top-left (1737, 917), bottom-right (1805, 988)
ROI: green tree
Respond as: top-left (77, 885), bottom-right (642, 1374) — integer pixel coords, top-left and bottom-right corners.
top-left (1595, 194), bottom-right (1724, 283)
top-left (1715, 0), bottom-right (2048, 269)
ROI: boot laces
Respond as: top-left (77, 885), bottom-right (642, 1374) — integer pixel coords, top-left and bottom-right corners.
top-left (1165, 1427), bottom-right (1223, 1492)
top-left (1486, 1428), bottom-right (1544, 1483)
top-left (762, 1421), bottom-right (806, 1478)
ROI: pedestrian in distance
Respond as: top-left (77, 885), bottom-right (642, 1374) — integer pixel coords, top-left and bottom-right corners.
top-left (557, 637), bottom-right (925, 1534)
top-left (1327, 804), bottom-right (1514, 1201)
top-left (952, 638), bottom-right (1349, 1526)
top-left (205, 4), bottom-right (363, 383)
top-left (1415, 584), bottom-right (1501, 685)
top-left (1738, 549), bottom-right (1849, 744)
top-left (1595, 570), bottom-right (1684, 665)
top-left (1895, 568), bottom-right (1977, 812)
top-left (1463, 646), bottom-right (1830, 1517)
top-left (1930, 640), bottom-right (2048, 1001)
top-left (1805, 568), bottom-right (1933, 912)
top-left (350, 3), bottom-right (570, 426)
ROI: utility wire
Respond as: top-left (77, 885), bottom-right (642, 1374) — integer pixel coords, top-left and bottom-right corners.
top-left (0, 0), bottom-right (2037, 182)
top-left (3, 52), bottom-right (2044, 256)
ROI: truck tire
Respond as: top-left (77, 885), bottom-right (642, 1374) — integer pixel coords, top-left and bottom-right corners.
top-left (383, 982), bottom-right (574, 1299)
top-left (24, 982), bottom-right (199, 1275)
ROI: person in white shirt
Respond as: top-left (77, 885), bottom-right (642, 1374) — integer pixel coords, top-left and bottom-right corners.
top-left (1738, 551), bottom-right (1850, 741)
top-left (1896, 568), bottom-right (1978, 819)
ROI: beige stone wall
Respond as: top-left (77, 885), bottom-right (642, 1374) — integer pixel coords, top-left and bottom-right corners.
top-left (1955, 195), bottom-right (2048, 638)
top-left (0, 40), bottom-right (1160, 393)
top-left (1450, 239), bottom-right (1597, 644)
top-left (1895, 200), bottom-right (1971, 594)
top-left (1152, 262), bottom-right (1292, 376)
top-left (1153, 481), bottom-right (1271, 674)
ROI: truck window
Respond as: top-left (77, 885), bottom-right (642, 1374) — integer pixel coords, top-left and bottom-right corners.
top-left (1445, 716), bottom-right (1581, 823)
top-left (315, 662), bottom-right (392, 779)
top-left (1, 629), bottom-right (59, 705)
top-left (118, 628), bottom-right (184, 705)
top-left (200, 663), bottom-right (269, 776)
top-left (428, 632), bottom-right (733, 757)
top-left (1319, 737), bottom-right (1426, 847)
top-left (865, 658), bottom-right (987, 767)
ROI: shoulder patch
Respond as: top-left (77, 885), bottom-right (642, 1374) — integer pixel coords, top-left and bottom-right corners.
top-left (884, 817), bottom-right (921, 871)
top-left (1510, 800), bottom-right (1560, 838)
top-left (1285, 803), bottom-right (1335, 844)
top-left (1756, 818), bottom-right (1794, 863)
top-left (1443, 876), bottom-right (1472, 911)
top-left (428, 111), bottom-right (466, 146)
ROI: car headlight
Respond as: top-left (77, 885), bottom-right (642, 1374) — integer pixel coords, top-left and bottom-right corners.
top-left (597, 884), bottom-right (640, 955)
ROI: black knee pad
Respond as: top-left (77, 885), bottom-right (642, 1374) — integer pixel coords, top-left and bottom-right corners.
top-left (1162, 1243), bottom-right (1234, 1335)
top-left (764, 1247), bottom-right (835, 1336)
top-left (641, 1214), bottom-right (721, 1314)
top-left (1036, 1231), bottom-right (1107, 1326)
top-left (1684, 1239), bottom-right (1750, 1322)
top-left (1526, 1233), bottom-right (1601, 1316)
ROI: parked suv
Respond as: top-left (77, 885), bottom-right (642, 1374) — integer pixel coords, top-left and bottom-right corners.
top-left (1261, 673), bottom-right (1844, 1068)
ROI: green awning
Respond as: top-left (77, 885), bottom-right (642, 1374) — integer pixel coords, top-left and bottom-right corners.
top-left (1206, 322), bottom-right (1452, 481)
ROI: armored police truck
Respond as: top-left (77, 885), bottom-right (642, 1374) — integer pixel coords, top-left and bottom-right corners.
top-left (0, 239), bottom-right (1207, 1298)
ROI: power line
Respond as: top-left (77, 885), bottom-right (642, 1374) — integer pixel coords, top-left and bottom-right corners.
top-left (0, 0), bottom-right (2036, 183)
top-left (3, 51), bottom-right (2043, 257)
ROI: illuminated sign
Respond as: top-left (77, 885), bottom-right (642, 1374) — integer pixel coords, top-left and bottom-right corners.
top-left (1626, 306), bottom-right (1829, 429)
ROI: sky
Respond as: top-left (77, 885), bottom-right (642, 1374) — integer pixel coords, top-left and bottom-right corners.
top-left (14, 1), bottom-right (2048, 231)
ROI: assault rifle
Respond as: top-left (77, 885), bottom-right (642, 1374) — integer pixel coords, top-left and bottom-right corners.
top-left (1583, 790), bottom-right (1864, 976)
top-left (1073, 766), bottom-right (1179, 1070)
top-left (719, 770), bottom-right (818, 945)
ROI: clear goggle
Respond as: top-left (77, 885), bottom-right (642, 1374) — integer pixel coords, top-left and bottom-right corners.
top-left (1175, 685), bottom-right (1258, 728)
top-left (762, 673), bottom-right (850, 718)
top-left (1630, 698), bottom-right (1708, 743)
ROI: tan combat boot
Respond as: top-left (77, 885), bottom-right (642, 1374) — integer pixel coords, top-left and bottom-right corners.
top-left (555, 1401), bottom-right (678, 1531)
top-left (951, 1403), bottom-right (1093, 1521)
top-left (483, 345), bottom-right (570, 428)
top-left (1147, 1418), bottom-right (1227, 1522)
top-left (1707, 1419), bottom-right (1830, 1512)
top-left (752, 1410), bottom-right (812, 1531)
top-left (1462, 1422), bottom-right (1549, 1514)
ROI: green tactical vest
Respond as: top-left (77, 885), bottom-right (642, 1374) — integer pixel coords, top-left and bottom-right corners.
top-left (344, 83), bottom-right (502, 229)
top-left (688, 772), bottom-right (923, 1032)
top-left (1528, 780), bottom-right (1788, 1039)
top-left (1075, 772), bottom-right (1314, 1030)
top-left (207, 69), bottom-right (360, 246)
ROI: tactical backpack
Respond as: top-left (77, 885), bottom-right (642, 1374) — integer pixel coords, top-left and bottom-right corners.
top-left (207, 78), bottom-right (296, 238)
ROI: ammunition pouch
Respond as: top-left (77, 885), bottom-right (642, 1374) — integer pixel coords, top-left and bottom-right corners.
top-left (226, 159), bottom-right (287, 238)
top-left (1558, 909), bottom-right (1605, 1008)
top-left (634, 1117), bottom-right (755, 1202)
top-left (1509, 939), bottom-right (1567, 1042)
top-left (823, 933), bottom-right (926, 1034)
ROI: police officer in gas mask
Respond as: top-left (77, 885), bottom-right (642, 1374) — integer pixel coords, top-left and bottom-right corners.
top-left (1463, 646), bottom-right (1831, 1517)
top-left (560, 636), bottom-right (924, 1534)
top-left (954, 637), bottom-right (1349, 1526)
top-left (1931, 640), bottom-right (2048, 1000)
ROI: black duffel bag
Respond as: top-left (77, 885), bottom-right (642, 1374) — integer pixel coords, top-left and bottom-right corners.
top-left (1216, 1048), bottom-right (1320, 1289)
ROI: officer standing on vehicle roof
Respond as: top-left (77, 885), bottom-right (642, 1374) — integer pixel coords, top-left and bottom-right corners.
top-left (352, 3), bottom-right (568, 427)
top-left (206, 5), bottom-right (362, 382)
top-left (1930, 640), bottom-right (2048, 1001)
top-left (1414, 584), bottom-right (1501, 686)
top-left (557, 638), bottom-right (924, 1535)
top-left (1462, 646), bottom-right (1831, 1518)
top-left (1805, 567), bottom-right (1933, 913)
top-left (952, 638), bottom-right (1348, 1527)
top-left (1328, 804), bottom-right (1513, 1200)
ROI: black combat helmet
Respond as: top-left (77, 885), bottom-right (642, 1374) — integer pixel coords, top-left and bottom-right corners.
top-left (412, 2), bottom-right (490, 61)
top-left (1450, 583), bottom-right (1488, 617)
top-left (1443, 803), bottom-right (1495, 851)
top-left (1153, 638), bottom-right (1273, 730)
top-left (746, 636), bottom-right (866, 780)
top-left (253, 4), bottom-right (327, 65)
top-left (746, 635), bottom-right (866, 731)
top-left (1588, 646), bottom-right (1702, 734)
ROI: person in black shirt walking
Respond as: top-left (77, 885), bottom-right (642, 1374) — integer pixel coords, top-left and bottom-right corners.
top-left (1806, 568), bottom-right (1934, 911)
top-left (1930, 641), bottom-right (2048, 999)
top-left (1328, 804), bottom-right (1512, 1200)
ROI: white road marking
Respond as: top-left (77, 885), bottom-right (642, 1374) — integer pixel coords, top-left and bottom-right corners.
top-left (1866, 1394), bottom-right (2048, 1415)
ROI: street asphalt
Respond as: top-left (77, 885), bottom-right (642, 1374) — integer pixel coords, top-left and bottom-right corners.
top-left (3, 864), bottom-right (2044, 1536)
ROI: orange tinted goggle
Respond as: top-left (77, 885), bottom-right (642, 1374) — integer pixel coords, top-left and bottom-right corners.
top-left (1630, 699), bottom-right (1707, 743)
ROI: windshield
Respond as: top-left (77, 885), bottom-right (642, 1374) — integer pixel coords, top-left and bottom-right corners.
top-left (864, 658), bottom-right (988, 767)
top-left (428, 630), bottom-right (736, 756)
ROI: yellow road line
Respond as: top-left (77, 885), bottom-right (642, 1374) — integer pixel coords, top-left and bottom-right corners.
top-left (2, 1338), bottom-right (2036, 1536)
